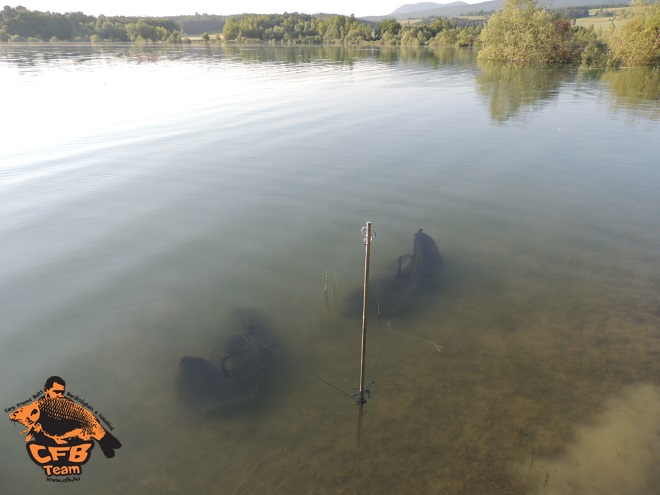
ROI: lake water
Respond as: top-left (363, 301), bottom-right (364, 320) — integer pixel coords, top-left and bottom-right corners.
top-left (1, 44), bottom-right (659, 494)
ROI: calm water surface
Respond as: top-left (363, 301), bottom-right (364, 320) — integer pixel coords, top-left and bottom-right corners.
top-left (1, 44), bottom-right (659, 494)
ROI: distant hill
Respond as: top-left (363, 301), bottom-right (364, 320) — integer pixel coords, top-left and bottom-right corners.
top-left (362, 0), bottom-right (632, 20)
top-left (392, 2), bottom-right (468, 14)
top-left (400, 1), bottom-right (500, 17)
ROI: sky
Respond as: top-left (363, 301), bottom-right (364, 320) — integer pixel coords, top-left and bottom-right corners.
top-left (16, 1), bottom-right (482, 18)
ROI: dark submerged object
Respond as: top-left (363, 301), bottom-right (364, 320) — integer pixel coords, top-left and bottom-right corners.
top-left (346, 228), bottom-right (442, 317)
top-left (177, 308), bottom-right (273, 413)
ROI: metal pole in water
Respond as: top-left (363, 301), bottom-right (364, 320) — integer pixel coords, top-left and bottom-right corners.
top-left (358, 221), bottom-right (374, 447)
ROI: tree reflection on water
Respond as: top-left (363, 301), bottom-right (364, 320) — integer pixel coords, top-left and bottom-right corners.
top-left (601, 67), bottom-right (660, 122)
top-left (475, 62), bottom-right (566, 123)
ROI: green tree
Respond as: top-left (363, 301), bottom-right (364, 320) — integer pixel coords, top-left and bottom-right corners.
top-left (574, 26), bottom-right (610, 67)
top-left (431, 28), bottom-right (458, 46)
top-left (477, 0), bottom-right (579, 65)
top-left (607, 0), bottom-right (660, 66)
top-left (323, 23), bottom-right (341, 41)
top-left (223, 18), bottom-right (239, 40)
top-left (400, 26), bottom-right (420, 45)
top-left (375, 19), bottom-right (401, 39)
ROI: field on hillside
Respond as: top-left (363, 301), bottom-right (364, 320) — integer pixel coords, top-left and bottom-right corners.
top-left (576, 7), bottom-right (629, 31)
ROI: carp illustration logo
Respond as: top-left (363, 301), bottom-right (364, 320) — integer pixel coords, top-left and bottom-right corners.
top-left (7, 376), bottom-right (122, 480)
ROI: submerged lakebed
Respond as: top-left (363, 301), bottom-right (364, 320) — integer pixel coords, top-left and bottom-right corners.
top-left (1, 44), bottom-right (659, 494)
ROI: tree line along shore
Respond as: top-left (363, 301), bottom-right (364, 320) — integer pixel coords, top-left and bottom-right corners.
top-left (1, 0), bottom-right (658, 67)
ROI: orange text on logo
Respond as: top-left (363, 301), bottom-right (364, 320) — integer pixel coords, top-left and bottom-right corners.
top-left (27, 442), bottom-right (93, 476)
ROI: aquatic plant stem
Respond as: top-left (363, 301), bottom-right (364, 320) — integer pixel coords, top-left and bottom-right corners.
top-left (324, 271), bottom-right (329, 306)
top-left (392, 329), bottom-right (444, 353)
top-left (333, 270), bottom-right (337, 301)
top-left (231, 458), bottom-right (261, 495)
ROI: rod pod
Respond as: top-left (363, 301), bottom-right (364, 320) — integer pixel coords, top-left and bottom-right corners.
top-left (357, 221), bottom-right (374, 447)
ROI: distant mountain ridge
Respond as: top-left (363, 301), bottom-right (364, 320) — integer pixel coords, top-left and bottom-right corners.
top-left (392, 2), bottom-right (468, 14)
top-left (366, 0), bottom-right (631, 20)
